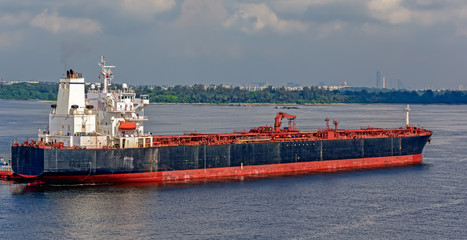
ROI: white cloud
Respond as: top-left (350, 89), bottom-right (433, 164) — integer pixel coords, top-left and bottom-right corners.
top-left (274, 0), bottom-right (356, 14)
top-left (273, 0), bottom-right (372, 17)
top-left (29, 9), bottom-right (101, 34)
top-left (451, 5), bottom-right (467, 37)
top-left (411, 10), bottom-right (447, 27)
top-left (121, 0), bottom-right (175, 18)
top-left (173, 0), bottom-right (227, 28)
top-left (360, 1), bottom-right (467, 38)
top-left (368, 0), bottom-right (411, 24)
top-left (274, 0), bottom-right (331, 14)
top-left (224, 3), bottom-right (308, 33)
top-left (415, 0), bottom-right (434, 7)
top-left (0, 12), bottom-right (31, 27)
top-left (316, 20), bottom-right (346, 38)
top-left (359, 22), bottom-right (407, 37)
top-left (367, 0), bottom-right (467, 37)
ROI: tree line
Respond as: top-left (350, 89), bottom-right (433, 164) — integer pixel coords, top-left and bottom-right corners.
top-left (2, 82), bottom-right (467, 104)
top-left (135, 85), bottom-right (345, 104)
top-left (0, 82), bottom-right (57, 100)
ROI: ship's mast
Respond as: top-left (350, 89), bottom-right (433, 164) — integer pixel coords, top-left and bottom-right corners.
top-left (405, 104), bottom-right (410, 127)
top-left (98, 56), bottom-right (115, 93)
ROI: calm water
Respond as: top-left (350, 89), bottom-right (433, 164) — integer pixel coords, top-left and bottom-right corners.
top-left (0, 101), bottom-right (465, 239)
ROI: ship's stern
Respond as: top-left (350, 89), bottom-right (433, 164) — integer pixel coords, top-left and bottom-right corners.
top-left (11, 146), bottom-right (45, 177)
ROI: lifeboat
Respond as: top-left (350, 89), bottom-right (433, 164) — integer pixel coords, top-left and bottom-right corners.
top-left (119, 121), bottom-right (136, 130)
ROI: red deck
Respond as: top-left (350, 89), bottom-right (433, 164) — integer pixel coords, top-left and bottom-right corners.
top-left (150, 126), bottom-right (431, 147)
top-left (14, 112), bottom-right (432, 150)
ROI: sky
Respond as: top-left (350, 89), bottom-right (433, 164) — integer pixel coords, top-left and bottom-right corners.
top-left (1, 0), bottom-right (467, 90)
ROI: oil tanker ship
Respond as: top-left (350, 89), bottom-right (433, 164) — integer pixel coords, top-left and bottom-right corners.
top-left (11, 57), bottom-right (432, 184)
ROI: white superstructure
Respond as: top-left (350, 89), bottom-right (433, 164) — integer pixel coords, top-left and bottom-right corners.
top-left (39, 56), bottom-right (151, 149)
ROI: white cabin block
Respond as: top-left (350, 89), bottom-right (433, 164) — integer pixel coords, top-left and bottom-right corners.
top-left (41, 57), bottom-right (149, 149)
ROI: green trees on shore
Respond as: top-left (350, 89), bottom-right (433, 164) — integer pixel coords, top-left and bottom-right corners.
top-left (2, 82), bottom-right (467, 104)
top-left (136, 85), bottom-right (344, 104)
top-left (0, 82), bottom-right (57, 100)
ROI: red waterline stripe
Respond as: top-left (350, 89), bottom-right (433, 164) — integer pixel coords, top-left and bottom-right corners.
top-left (33, 154), bottom-right (424, 184)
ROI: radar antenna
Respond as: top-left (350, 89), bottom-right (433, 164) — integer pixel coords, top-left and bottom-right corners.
top-left (98, 56), bottom-right (115, 93)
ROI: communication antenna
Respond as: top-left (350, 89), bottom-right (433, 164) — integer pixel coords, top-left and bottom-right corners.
top-left (98, 56), bottom-right (115, 93)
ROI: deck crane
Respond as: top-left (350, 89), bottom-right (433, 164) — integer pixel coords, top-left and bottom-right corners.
top-left (274, 112), bottom-right (296, 132)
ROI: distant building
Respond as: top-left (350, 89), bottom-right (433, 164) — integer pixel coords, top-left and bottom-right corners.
top-left (397, 78), bottom-right (403, 90)
top-left (376, 71), bottom-right (381, 88)
top-left (382, 76), bottom-right (386, 89)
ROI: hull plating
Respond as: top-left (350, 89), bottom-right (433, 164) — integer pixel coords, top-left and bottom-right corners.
top-left (11, 135), bottom-right (431, 184)
top-left (35, 154), bottom-right (423, 184)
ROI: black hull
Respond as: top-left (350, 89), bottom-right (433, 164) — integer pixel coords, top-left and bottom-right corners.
top-left (12, 135), bottom-right (431, 181)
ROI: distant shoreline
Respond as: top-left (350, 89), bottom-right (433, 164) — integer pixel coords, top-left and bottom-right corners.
top-left (1, 99), bottom-right (466, 105)
top-left (3, 82), bottom-right (467, 104)
top-left (0, 99), bottom-right (349, 105)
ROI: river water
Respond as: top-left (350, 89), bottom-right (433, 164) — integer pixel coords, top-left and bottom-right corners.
top-left (0, 101), bottom-right (465, 239)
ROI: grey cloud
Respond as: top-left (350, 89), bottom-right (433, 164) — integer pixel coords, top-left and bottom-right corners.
top-left (1, 0), bottom-right (467, 89)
